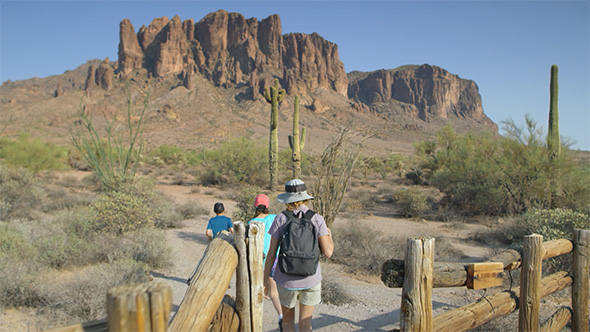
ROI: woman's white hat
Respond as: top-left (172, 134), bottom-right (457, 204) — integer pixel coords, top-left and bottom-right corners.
top-left (277, 179), bottom-right (314, 204)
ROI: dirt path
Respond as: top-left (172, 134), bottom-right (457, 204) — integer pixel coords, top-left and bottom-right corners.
top-left (150, 183), bottom-right (495, 332)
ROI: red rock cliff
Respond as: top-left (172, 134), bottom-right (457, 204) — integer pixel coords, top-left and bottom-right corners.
top-left (117, 10), bottom-right (348, 97)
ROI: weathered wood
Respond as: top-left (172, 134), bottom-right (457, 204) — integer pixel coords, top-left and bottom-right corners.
top-left (107, 284), bottom-right (129, 331)
top-left (466, 262), bottom-right (504, 290)
top-left (432, 271), bottom-right (572, 332)
top-left (148, 282), bottom-right (173, 332)
top-left (234, 221), bottom-right (251, 332)
top-left (572, 229), bottom-right (590, 332)
top-left (382, 239), bottom-right (573, 288)
top-left (168, 233), bottom-right (237, 332)
top-left (210, 295), bottom-right (240, 332)
top-left (400, 237), bottom-right (434, 332)
top-left (44, 319), bottom-right (108, 332)
top-left (518, 234), bottom-right (543, 331)
top-left (539, 307), bottom-right (572, 332)
top-left (248, 222), bottom-right (265, 332)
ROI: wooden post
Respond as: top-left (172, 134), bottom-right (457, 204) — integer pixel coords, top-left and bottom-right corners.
top-left (168, 233), bottom-right (237, 332)
top-left (572, 229), bottom-right (590, 332)
top-left (400, 237), bottom-right (434, 332)
top-left (210, 295), bottom-right (240, 332)
top-left (539, 307), bottom-right (572, 332)
top-left (433, 271), bottom-right (572, 332)
top-left (105, 282), bottom-right (171, 332)
top-left (519, 234), bottom-right (543, 331)
top-left (248, 222), bottom-right (265, 332)
top-left (234, 221), bottom-right (251, 332)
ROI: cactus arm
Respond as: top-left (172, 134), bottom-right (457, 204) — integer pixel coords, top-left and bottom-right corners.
top-left (300, 127), bottom-right (306, 150)
top-left (547, 64), bottom-right (560, 159)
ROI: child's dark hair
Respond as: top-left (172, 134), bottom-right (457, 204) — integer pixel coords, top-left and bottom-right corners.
top-left (214, 202), bottom-right (225, 214)
top-left (253, 205), bottom-right (269, 218)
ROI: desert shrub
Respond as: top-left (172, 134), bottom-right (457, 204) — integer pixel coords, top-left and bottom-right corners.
top-left (393, 188), bottom-right (429, 218)
top-left (36, 259), bottom-right (149, 325)
top-left (507, 208), bottom-right (590, 244)
top-left (0, 255), bottom-right (42, 308)
top-left (0, 134), bottom-right (69, 172)
top-left (42, 187), bottom-right (97, 212)
top-left (91, 190), bottom-right (156, 233)
top-left (502, 208), bottom-right (590, 273)
top-left (176, 201), bottom-right (208, 220)
top-left (232, 185), bottom-right (264, 222)
top-left (150, 144), bottom-right (186, 164)
top-left (90, 177), bottom-right (162, 234)
top-left (331, 221), bottom-right (405, 275)
top-left (0, 164), bottom-right (44, 220)
top-left (430, 131), bottom-right (506, 216)
top-left (199, 138), bottom-right (267, 186)
top-left (430, 118), bottom-right (590, 216)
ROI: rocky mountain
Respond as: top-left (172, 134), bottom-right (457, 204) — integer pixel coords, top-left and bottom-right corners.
top-left (0, 10), bottom-right (497, 155)
top-left (117, 10), bottom-right (348, 98)
top-left (348, 65), bottom-right (495, 128)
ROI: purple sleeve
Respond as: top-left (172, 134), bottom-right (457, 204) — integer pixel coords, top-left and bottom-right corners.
top-left (268, 213), bottom-right (286, 239)
top-left (313, 214), bottom-right (329, 237)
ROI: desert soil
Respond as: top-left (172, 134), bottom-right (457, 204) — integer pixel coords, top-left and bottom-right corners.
top-left (0, 179), bottom-right (570, 332)
top-left (149, 183), bottom-right (494, 332)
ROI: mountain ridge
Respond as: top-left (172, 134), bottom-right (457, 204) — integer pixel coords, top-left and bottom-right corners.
top-left (0, 10), bottom-right (498, 156)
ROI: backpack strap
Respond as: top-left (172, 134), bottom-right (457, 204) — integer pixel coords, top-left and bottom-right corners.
top-left (303, 210), bottom-right (316, 220)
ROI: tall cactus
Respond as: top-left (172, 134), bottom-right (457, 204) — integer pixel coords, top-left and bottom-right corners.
top-left (547, 64), bottom-right (560, 160)
top-left (289, 95), bottom-right (306, 179)
top-left (264, 78), bottom-right (285, 190)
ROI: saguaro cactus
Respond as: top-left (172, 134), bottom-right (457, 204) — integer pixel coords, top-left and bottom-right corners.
top-left (547, 64), bottom-right (560, 160)
top-left (289, 95), bottom-right (306, 179)
top-left (264, 78), bottom-right (285, 190)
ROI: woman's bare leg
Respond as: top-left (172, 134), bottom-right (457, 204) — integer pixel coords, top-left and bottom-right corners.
top-left (281, 305), bottom-right (296, 332)
top-left (298, 303), bottom-right (315, 331)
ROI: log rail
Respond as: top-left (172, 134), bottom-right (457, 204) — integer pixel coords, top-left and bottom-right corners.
top-left (384, 229), bottom-right (589, 332)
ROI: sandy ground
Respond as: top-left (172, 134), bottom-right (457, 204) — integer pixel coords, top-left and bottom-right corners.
top-left (0, 180), bottom-right (571, 332)
top-left (150, 183), bottom-right (495, 332)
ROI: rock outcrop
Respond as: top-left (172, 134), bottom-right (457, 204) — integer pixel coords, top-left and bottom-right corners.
top-left (348, 64), bottom-right (495, 126)
top-left (116, 10), bottom-right (348, 97)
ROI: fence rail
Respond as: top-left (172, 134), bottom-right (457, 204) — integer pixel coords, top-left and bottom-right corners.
top-left (383, 229), bottom-right (589, 332)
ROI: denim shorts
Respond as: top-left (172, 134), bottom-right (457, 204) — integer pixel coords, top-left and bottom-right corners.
top-left (277, 282), bottom-right (322, 308)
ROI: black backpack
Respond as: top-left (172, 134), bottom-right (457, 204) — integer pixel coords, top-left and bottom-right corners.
top-left (278, 210), bottom-right (320, 276)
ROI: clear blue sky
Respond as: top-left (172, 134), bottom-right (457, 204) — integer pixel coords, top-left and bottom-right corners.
top-left (1, 1), bottom-right (589, 150)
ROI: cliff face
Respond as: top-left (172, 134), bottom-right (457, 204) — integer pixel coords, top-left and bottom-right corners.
top-left (348, 64), bottom-right (495, 127)
top-left (116, 10), bottom-right (348, 97)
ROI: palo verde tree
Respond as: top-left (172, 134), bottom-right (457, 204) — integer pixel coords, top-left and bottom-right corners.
top-left (547, 64), bottom-right (561, 160)
top-left (264, 78), bottom-right (285, 191)
top-left (288, 95), bottom-right (306, 179)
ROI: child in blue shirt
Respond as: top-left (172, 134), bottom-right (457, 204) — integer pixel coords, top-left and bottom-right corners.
top-left (206, 202), bottom-right (233, 241)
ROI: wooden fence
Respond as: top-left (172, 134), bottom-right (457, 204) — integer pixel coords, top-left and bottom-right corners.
top-left (381, 229), bottom-right (589, 332)
top-left (47, 221), bottom-right (264, 332)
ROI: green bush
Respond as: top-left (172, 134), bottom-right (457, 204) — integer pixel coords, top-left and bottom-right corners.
top-left (90, 177), bottom-right (166, 234)
top-left (508, 208), bottom-right (590, 273)
top-left (232, 185), bottom-right (264, 222)
top-left (419, 118), bottom-right (590, 216)
top-left (91, 191), bottom-right (155, 234)
top-left (199, 138), bottom-right (267, 186)
top-left (0, 134), bottom-right (69, 172)
top-left (0, 164), bottom-right (44, 220)
top-left (508, 208), bottom-right (590, 244)
top-left (393, 188), bottom-right (429, 218)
